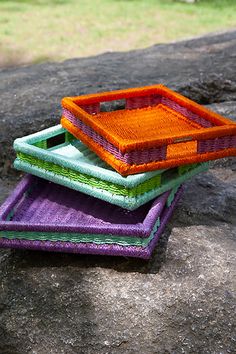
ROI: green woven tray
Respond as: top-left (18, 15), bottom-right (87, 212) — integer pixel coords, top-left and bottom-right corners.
top-left (14, 125), bottom-right (209, 210)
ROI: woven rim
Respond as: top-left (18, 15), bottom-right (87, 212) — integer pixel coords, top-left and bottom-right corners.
top-left (14, 158), bottom-right (208, 210)
top-left (0, 175), bottom-right (170, 236)
top-left (62, 107), bottom-right (236, 165)
top-left (14, 147), bottom-right (209, 210)
top-left (16, 152), bottom-right (162, 198)
top-left (0, 216), bottom-right (162, 247)
top-left (61, 84), bottom-right (236, 176)
top-left (13, 124), bottom-right (164, 187)
top-left (62, 84), bottom-right (236, 153)
top-left (63, 108), bottom-right (167, 164)
top-left (0, 186), bottom-right (183, 259)
top-left (61, 116), bottom-right (236, 176)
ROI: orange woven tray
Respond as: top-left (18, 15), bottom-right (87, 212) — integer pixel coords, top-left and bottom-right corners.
top-left (61, 84), bottom-right (236, 176)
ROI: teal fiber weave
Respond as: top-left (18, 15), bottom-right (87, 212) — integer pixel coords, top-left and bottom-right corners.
top-left (13, 124), bottom-right (209, 210)
top-left (14, 159), bottom-right (208, 210)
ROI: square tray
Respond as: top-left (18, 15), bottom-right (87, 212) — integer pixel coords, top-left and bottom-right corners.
top-left (61, 84), bottom-right (236, 175)
top-left (0, 175), bottom-right (183, 259)
top-left (14, 124), bottom-right (208, 210)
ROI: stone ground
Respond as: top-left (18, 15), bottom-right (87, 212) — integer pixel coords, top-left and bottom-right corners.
top-left (0, 31), bottom-right (235, 354)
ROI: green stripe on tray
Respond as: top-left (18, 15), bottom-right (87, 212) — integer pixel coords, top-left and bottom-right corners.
top-left (0, 218), bottom-right (161, 247)
top-left (17, 152), bottom-right (162, 197)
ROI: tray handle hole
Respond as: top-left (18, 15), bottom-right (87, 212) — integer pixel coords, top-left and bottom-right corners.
top-left (100, 99), bottom-right (126, 113)
top-left (33, 132), bottom-right (68, 150)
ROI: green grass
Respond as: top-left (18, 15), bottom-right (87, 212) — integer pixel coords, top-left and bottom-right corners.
top-left (0, 0), bottom-right (235, 67)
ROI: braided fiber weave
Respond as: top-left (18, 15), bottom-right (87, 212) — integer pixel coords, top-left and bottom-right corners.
top-left (0, 175), bottom-right (183, 258)
top-left (0, 177), bottom-right (183, 259)
top-left (13, 124), bottom-right (208, 210)
top-left (62, 107), bottom-right (167, 165)
top-left (15, 152), bottom-right (162, 198)
top-left (62, 116), bottom-right (234, 176)
top-left (14, 159), bottom-right (206, 210)
top-left (0, 217), bottom-right (161, 247)
top-left (0, 175), bottom-right (170, 236)
top-left (61, 84), bottom-right (236, 175)
top-left (13, 125), bottom-right (163, 187)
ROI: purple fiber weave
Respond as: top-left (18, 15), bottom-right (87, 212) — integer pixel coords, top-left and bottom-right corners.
top-left (0, 186), bottom-right (183, 259)
top-left (62, 108), bottom-right (167, 164)
top-left (0, 175), bottom-right (169, 237)
top-left (161, 97), bottom-right (214, 128)
top-left (197, 135), bottom-right (236, 153)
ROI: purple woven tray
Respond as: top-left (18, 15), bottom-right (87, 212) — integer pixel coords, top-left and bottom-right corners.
top-left (0, 175), bottom-right (183, 259)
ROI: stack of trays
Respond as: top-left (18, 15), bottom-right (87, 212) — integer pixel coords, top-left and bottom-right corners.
top-left (1, 84), bottom-right (236, 259)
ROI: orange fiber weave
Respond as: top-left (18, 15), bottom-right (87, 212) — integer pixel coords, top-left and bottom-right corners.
top-left (61, 117), bottom-right (236, 176)
top-left (61, 84), bottom-right (236, 176)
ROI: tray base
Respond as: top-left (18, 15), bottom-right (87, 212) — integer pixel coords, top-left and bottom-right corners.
top-left (92, 104), bottom-right (202, 143)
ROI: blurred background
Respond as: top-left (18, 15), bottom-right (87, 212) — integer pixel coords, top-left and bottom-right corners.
top-left (0, 0), bottom-right (236, 68)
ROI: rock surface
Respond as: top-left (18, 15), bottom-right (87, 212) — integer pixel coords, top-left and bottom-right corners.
top-left (0, 31), bottom-right (236, 354)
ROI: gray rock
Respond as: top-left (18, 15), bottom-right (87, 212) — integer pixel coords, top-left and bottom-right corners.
top-left (0, 31), bottom-right (236, 354)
